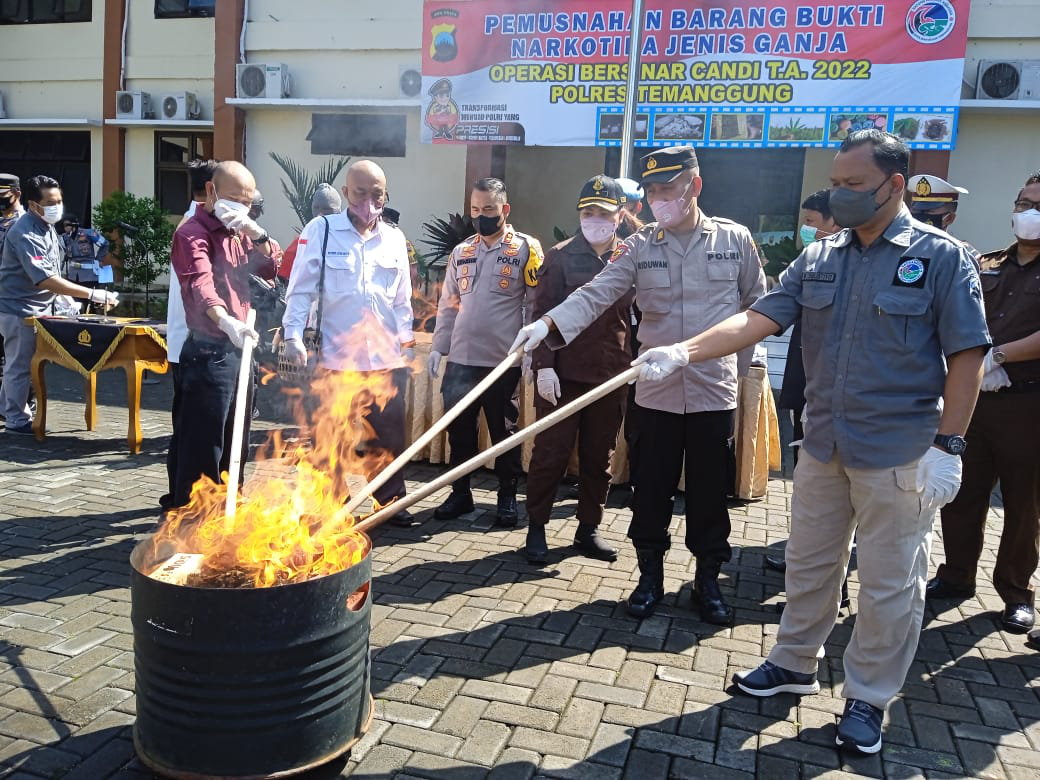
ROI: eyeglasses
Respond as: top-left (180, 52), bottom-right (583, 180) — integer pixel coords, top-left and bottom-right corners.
top-left (1014, 198), bottom-right (1040, 212)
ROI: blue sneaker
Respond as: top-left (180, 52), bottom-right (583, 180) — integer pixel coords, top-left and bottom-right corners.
top-left (733, 660), bottom-right (820, 697)
top-left (4, 423), bottom-right (34, 435)
top-left (836, 699), bottom-right (884, 754)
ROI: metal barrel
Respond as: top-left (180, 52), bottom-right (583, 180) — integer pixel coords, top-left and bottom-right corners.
top-left (129, 538), bottom-right (373, 780)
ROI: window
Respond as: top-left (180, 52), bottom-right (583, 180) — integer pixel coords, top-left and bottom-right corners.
top-left (154, 132), bottom-right (213, 215)
top-left (155, 0), bottom-right (214, 18)
top-left (307, 114), bottom-right (408, 158)
top-left (0, 131), bottom-right (91, 223)
top-left (0, 0), bottom-right (91, 24)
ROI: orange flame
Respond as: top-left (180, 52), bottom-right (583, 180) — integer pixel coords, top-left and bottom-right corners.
top-left (146, 312), bottom-right (409, 588)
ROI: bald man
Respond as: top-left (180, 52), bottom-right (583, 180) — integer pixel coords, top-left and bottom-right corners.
top-left (283, 159), bottom-right (416, 523)
top-left (168, 160), bottom-right (277, 509)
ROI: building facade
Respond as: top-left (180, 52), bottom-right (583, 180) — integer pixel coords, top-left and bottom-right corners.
top-left (1, 0), bottom-right (1037, 256)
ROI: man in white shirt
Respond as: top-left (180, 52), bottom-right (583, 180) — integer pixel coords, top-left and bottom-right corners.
top-left (283, 160), bottom-right (416, 523)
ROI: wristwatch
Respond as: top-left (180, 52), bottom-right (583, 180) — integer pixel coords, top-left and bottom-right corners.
top-left (992, 348), bottom-right (1007, 365)
top-left (933, 434), bottom-right (967, 456)
top-left (254, 233), bottom-right (270, 244)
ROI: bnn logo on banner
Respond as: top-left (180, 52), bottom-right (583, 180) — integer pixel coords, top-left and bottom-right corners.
top-left (421, 0), bottom-right (967, 149)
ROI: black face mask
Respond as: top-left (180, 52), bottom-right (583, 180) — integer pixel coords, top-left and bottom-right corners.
top-left (476, 213), bottom-right (502, 236)
top-left (0, 196), bottom-right (13, 211)
top-left (912, 212), bottom-right (946, 229)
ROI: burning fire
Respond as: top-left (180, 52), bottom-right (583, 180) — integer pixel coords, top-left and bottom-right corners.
top-left (146, 313), bottom-right (409, 588)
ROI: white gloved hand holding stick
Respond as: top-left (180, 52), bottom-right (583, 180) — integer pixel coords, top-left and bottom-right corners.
top-left (632, 343), bottom-right (690, 382)
top-left (510, 319), bottom-right (550, 353)
top-left (216, 312), bottom-right (260, 349)
top-left (536, 368), bottom-right (561, 406)
top-left (916, 446), bottom-right (963, 511)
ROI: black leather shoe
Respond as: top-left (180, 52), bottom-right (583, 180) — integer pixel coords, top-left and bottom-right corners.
top-left (495, 493), bottom-right (519, 527)
top-left (389, 509), bottom-right (415, 528)
top-left (693, 564), bottom-right (734, 626)
top-left (526, 523), bottom-right (548, 564)
top-left (627, 549), bottom-right (664, 618)
top-left (1002, 603), bottom-right (1035, 634)
top-left (434, 491), bottom-right (474, 520)
top-left (925, 576), bottom-right (975, 600)
top-left (573, 525), bottom-right (618, 562)
top-left (764, 554), bottom-right (787, 573)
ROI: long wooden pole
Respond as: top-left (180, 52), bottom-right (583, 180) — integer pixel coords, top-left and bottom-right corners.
top-left (343, 348), bottom-right (523, 516)
top-left (224, 309), bottom-right (257, 524)
top-left (355, 365), bottom-right (641, 534)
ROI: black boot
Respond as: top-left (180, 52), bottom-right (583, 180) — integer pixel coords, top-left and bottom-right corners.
top-left (496, 479), bottom-right (519, 527)
top-left (526, 523), bottom-right (548, 564)
top-left (434, 489), bottom-right (474, 520)
top-left (574, 525), bottom-right (617, 562)
top-left (693, 562), bottom-right (734, 626)
top-left (627, 548), bottom-right (665, 618)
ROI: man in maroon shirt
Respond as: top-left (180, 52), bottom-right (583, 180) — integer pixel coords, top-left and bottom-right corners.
top-left (168, 161), bottom-right (276, 508)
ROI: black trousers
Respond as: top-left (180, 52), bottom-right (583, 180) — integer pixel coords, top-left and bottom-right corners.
top-left (441, 362), bottom-right (522, 493)
top-left (161, 362), bottom-right (183, 510)
top-left (628, 404), bottom-right (734, 564)
top-left (171, 337), bottom-right (252, 509)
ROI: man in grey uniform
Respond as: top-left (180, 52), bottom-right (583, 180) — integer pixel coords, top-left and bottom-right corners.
top-left (429, 177), bottom-right (543, 526)
top-left (512, 146), bottom-right (765, 625)
top-left (629, 130), bottom-right (989, 755)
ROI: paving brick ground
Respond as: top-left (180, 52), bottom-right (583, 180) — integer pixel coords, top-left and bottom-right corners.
top-left (1, 364), bottom-right (1039, 779)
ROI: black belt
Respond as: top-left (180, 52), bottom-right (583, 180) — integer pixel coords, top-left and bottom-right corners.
top-left (187, 330), bottom-right (231, 347)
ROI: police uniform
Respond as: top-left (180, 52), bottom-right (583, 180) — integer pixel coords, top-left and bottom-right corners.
top-left (907, 174), bottom-right (977, 258)
top-left (432, 223), bottom-right (542, 514)
top-left (61, 223), bottom-right (109, 285)
top-left (935, 242), bottom-right (1040, 617)
top-left (526, 176), bottom-right (634, 558)
top-left (750, 206), bottom-right (989, 710)
top-left (543, 147), bottom-right (766, 622)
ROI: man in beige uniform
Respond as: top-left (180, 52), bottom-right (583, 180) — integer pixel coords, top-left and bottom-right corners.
top-left (430, 177), bottom-right (542, 526)
top-left (512, 146), bottom-right (765, 624)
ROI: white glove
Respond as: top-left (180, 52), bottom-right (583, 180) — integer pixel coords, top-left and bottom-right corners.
top-left (916, 447), bottom-right (963, 511)
top-left (536, 368), bottom-right (561, 406)
top-left (522, 353), bottom-right (533, 384)
top-left (283, 337), bottom-right (308, 366)
top-left (223, 212), bottom-right (267, 241)
top-left (510, 319), bottom-right (550, 353)
top-left (216, 313), bottom-right (260, 349)
top-left (427, 350), bottom-right (443, 378)
top-left (402, 346), bottom-right (416, 363)
top-left (981, 366), bottom-right (1011, 393)
top-left (632, 343), bottom-right (689, 382)
top-left (88, 288), bottom-right (119, 310)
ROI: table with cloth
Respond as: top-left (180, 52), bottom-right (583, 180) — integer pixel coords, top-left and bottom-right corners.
top-left (402, 334), bottom-right (780, 499)
top-left (28, 315), bottom-right (169, 454)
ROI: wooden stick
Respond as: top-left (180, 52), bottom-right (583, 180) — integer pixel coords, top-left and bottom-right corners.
top-left (224, 309), bottom-right (258, 525)
top-left (343, 348), bottom-right (523, 516)
top-left (355, 365), bottom-right (641, 534)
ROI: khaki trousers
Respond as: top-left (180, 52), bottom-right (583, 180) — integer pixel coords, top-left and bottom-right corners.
top-left (768, 451), bottom-right (934, 711)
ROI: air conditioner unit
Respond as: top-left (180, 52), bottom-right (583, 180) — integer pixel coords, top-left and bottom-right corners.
top-left (236, 63), bottom-right (291, 99)
top-left (115, 90), bottom-right (154, 119)
top-left (976, 60), bottom-right (1040, 100)
top-left (160, 92), bottom-right (201, 121)
top-left (399, 66), bottom-right (422, 98)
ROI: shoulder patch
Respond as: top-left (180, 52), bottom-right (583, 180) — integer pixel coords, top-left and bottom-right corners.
top-left (610, 244), bottom-right (630, 263)
top-left (524, 238), bottom-right (543, 287)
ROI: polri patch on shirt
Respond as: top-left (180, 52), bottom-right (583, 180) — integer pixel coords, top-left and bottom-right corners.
top-left (706, 251), bottom-right (741, 261)
top-left (893, 257), bottom-right (930, 288)
top-left (801, 271), bottom-right (836, 283)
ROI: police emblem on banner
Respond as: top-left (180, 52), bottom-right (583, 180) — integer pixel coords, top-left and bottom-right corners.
top-left (893, 257), bottom-right (930, 288)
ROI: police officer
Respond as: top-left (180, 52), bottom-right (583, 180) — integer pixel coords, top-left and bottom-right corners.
top-left (0, 174), bottom-right (24, 249)
top-left (616, 177), bottom-right (646, 239)
top-left (928, 171), bottom-right (1040, 634)
top-left (906, 174), bottom-right (967, 232)
top-left (512, 146), bottom-right (766, 624)
top-left (59, 214), bottom-right (109, 287)
top-left (525, 175), bottom-right (633, 564)
top-left (429, 177), bottom-right (542, 526)
top-left (629, 131), bottom-right (989, 755)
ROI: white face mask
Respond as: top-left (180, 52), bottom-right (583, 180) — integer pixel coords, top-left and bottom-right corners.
top-left (1012, 209), bottom-right (1040, 241)
top-left (40, 204), bottom-right (64, 225)
top-left (580, 216), bottom-right (617, 245)
top-left (214, 198), bottom-right (248, 226)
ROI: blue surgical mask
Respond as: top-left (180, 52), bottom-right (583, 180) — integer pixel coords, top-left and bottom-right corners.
top-left (799, 224), bottom-right (819, 245)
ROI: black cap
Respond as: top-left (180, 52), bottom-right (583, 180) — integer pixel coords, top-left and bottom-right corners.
top-left (576, 175), bottom-right (625, 212)
top-left (639, 146), bottom-right (698, 184)
top-left (429, 78), bottom-right (453, 96)
top-left (0, 173), bottom-right (20, 192)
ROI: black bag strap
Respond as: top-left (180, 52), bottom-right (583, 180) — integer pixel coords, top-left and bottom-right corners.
top-left (312, 216), bottom-right (331, 356)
